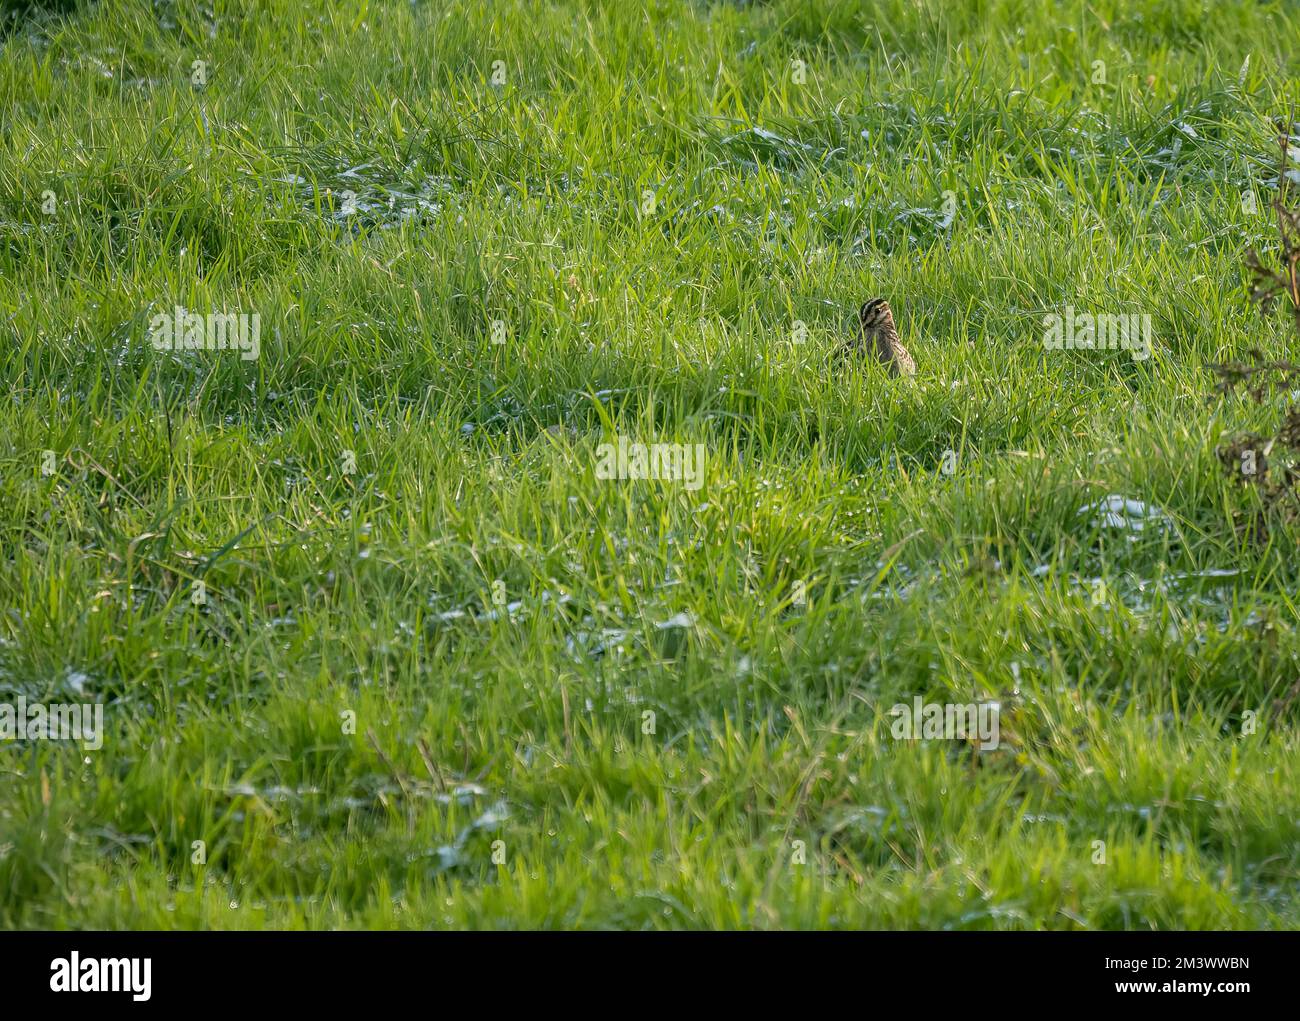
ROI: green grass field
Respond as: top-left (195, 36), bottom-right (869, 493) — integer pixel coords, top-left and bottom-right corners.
top-left (2, 0), bottom-right (1299, 930)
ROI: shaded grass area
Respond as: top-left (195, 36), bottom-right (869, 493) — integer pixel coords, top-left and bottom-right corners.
top-left (1, 0), bottom-right (1299, 928)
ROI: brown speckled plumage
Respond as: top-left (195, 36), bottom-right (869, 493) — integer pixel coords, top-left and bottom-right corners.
top-left (853, 298), bottom-right (915, 377)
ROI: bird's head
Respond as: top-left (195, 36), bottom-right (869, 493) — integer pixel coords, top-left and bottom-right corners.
top-left (858, 297), bottom-right (894, 333)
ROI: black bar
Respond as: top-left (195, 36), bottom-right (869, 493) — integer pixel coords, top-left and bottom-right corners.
top-left (0, 931), bottom-right (1284, 1007)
